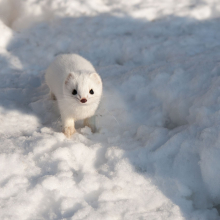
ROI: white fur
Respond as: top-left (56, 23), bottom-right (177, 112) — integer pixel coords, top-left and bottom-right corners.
top-left (45, 54), bottom-right (102, 138)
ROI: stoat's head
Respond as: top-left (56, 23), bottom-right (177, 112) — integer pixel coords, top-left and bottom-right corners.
top-left (64, 72), bottom-right (102, 106)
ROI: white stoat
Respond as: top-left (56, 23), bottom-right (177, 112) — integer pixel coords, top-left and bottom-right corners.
top-left (45, 54), bottom-right (102, 138)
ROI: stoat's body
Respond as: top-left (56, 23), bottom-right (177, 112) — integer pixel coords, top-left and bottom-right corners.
top-left (45, 54), bottom-right (102, 138)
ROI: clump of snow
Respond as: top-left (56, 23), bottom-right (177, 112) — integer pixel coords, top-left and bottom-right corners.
top-left (0, 20), bottom-right (12, 48)
top-left (1, 0), bottom-right (220, 219)
top-left (1, 0), bottom-right (220, 31)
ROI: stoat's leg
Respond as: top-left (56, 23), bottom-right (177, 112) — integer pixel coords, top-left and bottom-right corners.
top-left (84, 116), bottom-right (96, 133)
top-left (50, 91), bottom-right (56, 100)
top-left (63, 118), bottom-right (76, 138)
top-left (61, 114), bottom-right (76, 138)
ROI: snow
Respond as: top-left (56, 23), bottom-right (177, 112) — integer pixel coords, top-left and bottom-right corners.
top-left (1, 0), bottom-right (220, 219)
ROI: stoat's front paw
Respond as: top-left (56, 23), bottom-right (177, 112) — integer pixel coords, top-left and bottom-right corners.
top-left (84, 117), bottom-right (96, 133)
top-left (63, 126), bottom-right (76, 138)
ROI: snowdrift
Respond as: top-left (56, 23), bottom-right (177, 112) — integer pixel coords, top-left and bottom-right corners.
top-left (1, 0), bottom-right (220, 219)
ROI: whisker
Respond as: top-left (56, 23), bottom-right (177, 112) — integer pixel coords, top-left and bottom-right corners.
top-left (109, 113), bottom-right (120, 126)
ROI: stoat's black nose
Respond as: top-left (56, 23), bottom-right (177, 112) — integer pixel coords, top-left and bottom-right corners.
top-left (80, 98), bottom-right (87, 103)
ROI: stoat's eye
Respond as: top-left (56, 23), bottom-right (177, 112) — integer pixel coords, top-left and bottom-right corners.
top-left (72, 89), bottom-right (77, 95)
top-left (89, 89), bottom-right (94, 95)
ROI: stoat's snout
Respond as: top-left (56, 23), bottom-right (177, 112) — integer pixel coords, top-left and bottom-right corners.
top-left (80, 98), bottom-right (87, 103)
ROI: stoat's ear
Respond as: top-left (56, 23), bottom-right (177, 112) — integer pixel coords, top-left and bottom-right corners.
top-left (90, 72), bottom-right (102, 84)
top-left (65, 73), bottom-right (74, 85)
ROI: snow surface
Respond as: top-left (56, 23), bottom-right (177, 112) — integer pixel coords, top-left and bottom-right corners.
top-left (1, 0), bottom-right (220, 219)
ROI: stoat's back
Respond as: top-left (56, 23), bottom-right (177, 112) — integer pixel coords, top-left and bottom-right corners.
top-left (54, 54), bottom-right (96, 73)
